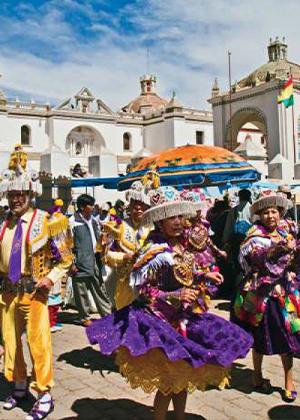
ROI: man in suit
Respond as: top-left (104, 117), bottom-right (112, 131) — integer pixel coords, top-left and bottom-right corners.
top-left (69, 194), bottom-right (111, 326)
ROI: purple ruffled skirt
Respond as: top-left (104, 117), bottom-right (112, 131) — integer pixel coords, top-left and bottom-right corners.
top-left (87, 303), bottom-right (253, 368)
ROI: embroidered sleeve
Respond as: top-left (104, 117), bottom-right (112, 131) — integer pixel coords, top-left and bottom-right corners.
top-left (105, 250), bottom-right (126, 268)
top-left (138, 284), bottom-right (182, 302)
top-left (239, 233), bottom-right (294, 283)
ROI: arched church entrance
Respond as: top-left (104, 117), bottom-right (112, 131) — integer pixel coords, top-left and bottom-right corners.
top-left (65, 126), bottom-right (105, 173)
top-left (225, 107), bottom-right (268, 156)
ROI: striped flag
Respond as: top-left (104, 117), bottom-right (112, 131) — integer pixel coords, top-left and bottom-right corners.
top-left (277, 77), bottom-right (294, 108)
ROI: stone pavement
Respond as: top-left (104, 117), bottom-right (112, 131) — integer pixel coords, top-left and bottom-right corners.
top-left (1, 300), bottom-right (300, 420)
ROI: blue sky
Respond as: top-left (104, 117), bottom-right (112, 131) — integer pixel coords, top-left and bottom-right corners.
top-left (0, 0), bottom-right (300, 110)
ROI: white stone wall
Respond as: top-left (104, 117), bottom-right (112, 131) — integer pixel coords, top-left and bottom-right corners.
top-left (173, 119), bottom-right (214, 147)
top-left (211, 82), bottom-right (286, 161)
top-left (144, 119), bottom-right (168, 153)
top-left (0, 113), bottom-right (49, 152)
top-left (144, 116), bottom-right (213, 153)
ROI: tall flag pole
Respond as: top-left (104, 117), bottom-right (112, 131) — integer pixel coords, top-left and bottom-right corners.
top-left (290, 69), bottom-right (297, 164)
top-left (277, 74), bottom-right (296, 163)
top-left (228, 51), bottom-right (233, 151)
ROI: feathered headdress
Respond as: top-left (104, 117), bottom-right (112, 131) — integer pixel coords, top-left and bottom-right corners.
top-left (0, 144), bottom-right (42, 196)
top-left (126, 168), bottom-right (161, 206)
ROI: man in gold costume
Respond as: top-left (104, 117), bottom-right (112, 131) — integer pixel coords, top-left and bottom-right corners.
top-left (0, 145), bottom-right (73, 420)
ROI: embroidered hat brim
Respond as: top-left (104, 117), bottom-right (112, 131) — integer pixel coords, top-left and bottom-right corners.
top-left (0, 180), bottom-right (42, 196)
top-left (141, 201), bottom-right (196, 225)
top-left (250, 195), bottom-right (288, 218)
top-left (193, 201), bottom-right (207, 211)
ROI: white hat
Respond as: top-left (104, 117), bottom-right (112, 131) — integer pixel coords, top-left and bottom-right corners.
top-left (250, 193), bottom-right (288, 220)
top-left (101, 203), bottom-right (110, 212)
top-left (180, 190), bottom-right (206, 211)
top-left (126, 180), bottom-right (150, 205)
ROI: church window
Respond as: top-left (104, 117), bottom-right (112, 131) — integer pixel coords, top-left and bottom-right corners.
top-left (75, 142), bottom-right (82, 155)
top-left (196, 131), bottom-right (204, 145)
top-left (21, 125), bottom-right (31, 145)
top-left (123, 133), bottom-right (131, 151)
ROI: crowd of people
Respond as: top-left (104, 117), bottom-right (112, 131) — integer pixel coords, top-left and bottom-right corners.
top-left (0, 145), bottom-right (300, 420)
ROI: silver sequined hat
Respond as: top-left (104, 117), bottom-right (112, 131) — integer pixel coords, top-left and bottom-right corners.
top-left (141, 186), bottom-right (196, 225)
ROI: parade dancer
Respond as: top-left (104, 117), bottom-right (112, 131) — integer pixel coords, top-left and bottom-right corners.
top-left (233, 194), bottom-right (300, 401)
top-left (102, 180), bottom-right (151, 310)
top-left (87, 186), bottom-right (253, 420)
top-left (0, 145), bottom-right (73, 419)
top-left (181, 191), bottom-right (225, 313)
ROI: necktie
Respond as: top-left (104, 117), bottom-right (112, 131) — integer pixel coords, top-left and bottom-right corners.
top-left (8, 217), bottom-right (23, 284)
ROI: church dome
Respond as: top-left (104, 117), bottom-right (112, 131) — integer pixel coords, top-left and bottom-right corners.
top-left (237, 37), bottom-right (300, 89)
top-left (121, 74), bottom-right (168, 114)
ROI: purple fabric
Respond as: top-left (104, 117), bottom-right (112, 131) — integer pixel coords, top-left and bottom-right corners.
top-left (194, 249), bottom-right (215, 267)
top-left (252, 298), bottom-right (300, 355)
top-left (50, 239), bottom-right (61, 261)
top-left (8, 218), bottom-right (23, 284)
top-left (47, 205), bottom-right (60, 216)
top-left (87, 229), bottom-right (253, 370)
top-left (86, 303), bottom-right (253, 369)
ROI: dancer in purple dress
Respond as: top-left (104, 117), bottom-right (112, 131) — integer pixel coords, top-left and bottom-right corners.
top-left (180, 190), bottom-right (226, 313)
top-left (87, 186), bottom-right (253, 420)
top-left (233, 194), bottom-right (300, 402)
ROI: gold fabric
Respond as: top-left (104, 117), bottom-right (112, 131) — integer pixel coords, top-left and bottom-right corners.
top-left (0, 208), bottom-right (73, 394)
top-left (0, 208), bottom-right (34, 275)
top-left (115, 347), bottom-right (230, 396)
top-left (0, 291), bottom-right (54, 392)
top-left (0, 207), bottom-right (71, 284)
top-left (104, 221), bottom-right (150, 310)
top-left (115, 274), bottom-right (135, 310)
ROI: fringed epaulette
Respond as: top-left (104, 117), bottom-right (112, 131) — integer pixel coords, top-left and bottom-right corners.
top-left (240, 225), bottom-right (270, 258)
top-left (48, 212), bottom-right (70, 237)
top-left (130, 242), bottom-right (173, 287)
top-left (242, 225), bottom-right (268, 244)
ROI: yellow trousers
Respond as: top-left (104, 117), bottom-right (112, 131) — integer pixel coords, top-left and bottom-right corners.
top-left (0, 291), bottom-right (54, 393)
top-left (115, 277), bottom-right (134, 310)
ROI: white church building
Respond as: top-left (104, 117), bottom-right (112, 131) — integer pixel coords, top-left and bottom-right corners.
top-left (0, 74), bottom-right (214, 180)
top-left (209, 37), bottom-right (300, 182)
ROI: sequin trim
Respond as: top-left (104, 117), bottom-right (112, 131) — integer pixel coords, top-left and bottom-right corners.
top-left (115, 347), bottom-right (230, 396)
